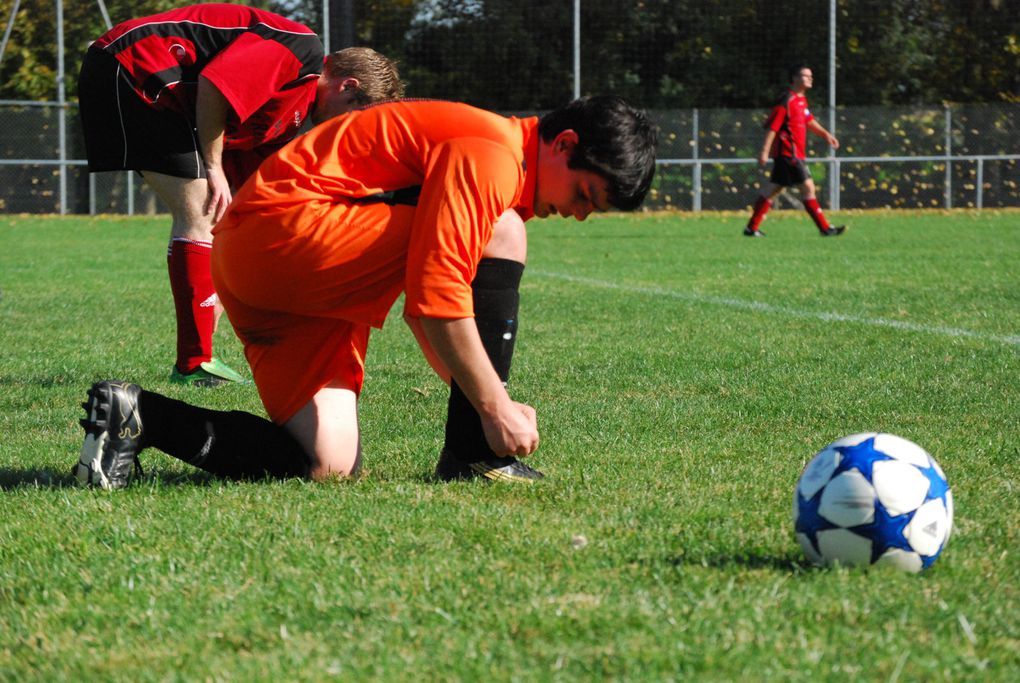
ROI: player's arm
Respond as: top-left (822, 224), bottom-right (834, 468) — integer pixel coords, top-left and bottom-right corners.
top-left (420, 316), bottom-right (538, 457)
top-left (196, 76), bottom-right (233, 221)
top-left (758, 129), bottom-right (777, 167)
top-left (807, 119), bottom-right (839, 149)
top-left (404, 313), bottom-right (452, 384)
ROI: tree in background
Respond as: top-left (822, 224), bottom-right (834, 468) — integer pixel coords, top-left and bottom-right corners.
top-left (1, 0), bottom-right (1017, 107)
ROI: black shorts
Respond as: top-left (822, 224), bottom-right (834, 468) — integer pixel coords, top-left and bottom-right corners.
top-left (770, 156), bottom-right (811, 187)
top-left (77, 47), bottom-right (205, 179)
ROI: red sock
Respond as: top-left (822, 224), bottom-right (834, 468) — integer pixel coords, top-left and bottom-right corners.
top-left (804, 198), bottom-right (830, 231)
top-left (747, 195), bottom-right (772, 231)
top-left (167, 238), bottom-right (216, 374)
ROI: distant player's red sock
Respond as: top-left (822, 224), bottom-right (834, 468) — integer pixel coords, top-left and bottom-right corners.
top-left (804, 198), bottom-right (831, 232)
top-left (747, 195), bottom-right (772, 231)
top-left (167, 238), bottom-right (216, 374)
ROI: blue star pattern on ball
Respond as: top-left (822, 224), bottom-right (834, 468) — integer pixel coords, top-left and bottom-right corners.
top-left (919, 460), bottom-right (951, 504)
top-left (852, 495), bottom-right (914, 563)
top-left (832, 436), bottom-right (892, 480)
top-left (794, 486), bottom-right (833, 555)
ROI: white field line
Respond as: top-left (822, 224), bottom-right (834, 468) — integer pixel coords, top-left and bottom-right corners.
top-left (531, 271), bottom-right (1020, 348)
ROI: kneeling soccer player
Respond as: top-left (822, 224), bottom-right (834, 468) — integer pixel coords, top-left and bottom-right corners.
top-left (75, 96), bottom-right (657, 488)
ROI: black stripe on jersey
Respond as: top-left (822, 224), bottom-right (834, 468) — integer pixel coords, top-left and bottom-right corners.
top-left (106, 21), bottom-right (322, 100)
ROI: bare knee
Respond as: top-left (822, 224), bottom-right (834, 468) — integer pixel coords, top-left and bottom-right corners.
top-left (283, 386), bottom-right (361, 479)
top-left (799, 179), bottom-right (817, 200)
top-left (483, 209), bottom-right (527, 263)
top-left (141, 171), bottom-right (217, 241)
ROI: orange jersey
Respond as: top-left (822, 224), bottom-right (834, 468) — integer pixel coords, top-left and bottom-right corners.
top-left (211, 100), bottom-right (539, 423)
top-left (215, 100), bottom-right (539, 327)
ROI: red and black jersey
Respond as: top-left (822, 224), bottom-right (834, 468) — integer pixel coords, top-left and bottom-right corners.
top-left (92, 3), bottom-right (323, 152)
top-left (764, 90), bottom-right (814, 160)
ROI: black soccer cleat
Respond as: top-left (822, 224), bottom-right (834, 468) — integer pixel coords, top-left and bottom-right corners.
top-left (434, 448), bottom-right (545, 483)
top-left (75, 380), bottom-right (144, 489)
top-left (820, 225), bottom-right (847, 237)
top-left (743, 227), bottom-right (766, 237)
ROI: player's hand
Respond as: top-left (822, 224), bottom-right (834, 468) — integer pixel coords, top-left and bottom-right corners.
top-left (758, 153), bottom-right (769, 169)
top-left (828, 135), bottom-right (840, 150)
top-left (204, 167), bottom-right (232, 223)
top-left (481, 400), bottom-right (539, 458)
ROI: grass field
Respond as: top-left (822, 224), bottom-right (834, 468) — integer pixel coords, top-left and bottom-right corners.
top-left (1, 210), bottom-right (1018, 681)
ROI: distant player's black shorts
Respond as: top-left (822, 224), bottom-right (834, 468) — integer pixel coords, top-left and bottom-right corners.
top-left (770, 156), bottom-right (811, 187)
top-left (77, 47), bottom-right (205, 179)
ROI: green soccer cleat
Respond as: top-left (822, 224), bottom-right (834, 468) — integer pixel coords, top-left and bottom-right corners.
top-left (434, 448), bottom-right (545, 483)
top-left (170, 357), bottom-right (247, 387)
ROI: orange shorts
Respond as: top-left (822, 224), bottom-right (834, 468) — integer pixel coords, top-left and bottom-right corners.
top-left (210, 200), bottom-right (414, 424)
top-left (214, 285), bottom-right (370, 424)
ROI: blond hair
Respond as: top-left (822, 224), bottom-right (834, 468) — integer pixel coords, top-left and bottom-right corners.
top-left (325, 47), bottom-right (404, 104)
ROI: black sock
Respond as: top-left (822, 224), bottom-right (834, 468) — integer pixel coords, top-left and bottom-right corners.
top-left (138, 390), bottom-right (311, 480)
top-left (443, 258), bottom-right (524, 463)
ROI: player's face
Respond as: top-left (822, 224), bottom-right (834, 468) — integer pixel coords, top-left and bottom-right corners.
top-left (312, 75), bottom-right (362, 125)
top-left (794, 69), bottom-right (813, 91)
top-left (534, 130), bottom-right (612, 221)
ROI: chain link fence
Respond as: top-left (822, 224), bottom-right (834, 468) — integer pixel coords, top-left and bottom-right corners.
top-left (1, 100), bottom-right (1017, 214)
top-left (653, 102), bottom-right (1020, 212)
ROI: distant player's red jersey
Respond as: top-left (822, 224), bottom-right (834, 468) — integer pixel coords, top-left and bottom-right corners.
top-left (764, 90), bottom-right (814, 160)
top-left (92, 3), bottom-right (322, 153)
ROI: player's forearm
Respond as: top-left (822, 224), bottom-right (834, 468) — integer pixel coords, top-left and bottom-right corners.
top-left (759, 130), bottom-right (777, 161)
top-left (196, 76), bottom-right (230, 170)
top-left (808, 119), bottom-right (835, 143)
top-left (404, 313), bottom-right (452, 384)
top-left (419, 316), bottom-right (510, 417)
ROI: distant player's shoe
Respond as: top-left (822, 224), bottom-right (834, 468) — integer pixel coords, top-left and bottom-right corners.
top-left (434, 448), bottom-right (545, 483)
top-left (743, 227), bottom-right (766, 237)
top-left (75, 380), bottom-right (144, 489)
top-left (170, 357), bottom-right (246, 387)
top-left (820, 225), bottom-right (847, 237)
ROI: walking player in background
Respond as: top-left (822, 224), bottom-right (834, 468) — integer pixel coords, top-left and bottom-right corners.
top-left (744, 64), bottom-right (846, 238)
top-left (78, 3), bottom-right (403, 386)
top-left (74, 96), bottom-right (657, 488)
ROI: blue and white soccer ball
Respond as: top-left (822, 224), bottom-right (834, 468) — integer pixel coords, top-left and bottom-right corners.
top-left (793, 433), bottom-right (953, 572)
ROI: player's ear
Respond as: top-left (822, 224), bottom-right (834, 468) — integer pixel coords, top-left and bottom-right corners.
top-left (338, 77), bottom-right (361, 92)
top-left (554, 129), bottom-right (579, 154)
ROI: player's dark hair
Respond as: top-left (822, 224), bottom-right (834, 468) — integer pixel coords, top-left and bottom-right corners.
top-left (539, 96), bottom-right (657, 211)
top-left (788, 64), bottom-right (811, 83)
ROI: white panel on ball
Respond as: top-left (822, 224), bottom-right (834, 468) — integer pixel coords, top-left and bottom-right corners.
top-left (798, 447), bottom-right (841, 499)
top-left (904, 499), bottom-right (949, 556)
top-left (873, 433), bottom-right (930, 467)
top-left (817, 528), bottom-right (872, 566)
top-left (819, 469), bottom-right (876, 527)
top-left (796, 533), bottom-right (824, 565)
top-left (875, 548), bottom-right (923, 573)
top-left (872, 460), bottom-right (931, 516)
top-left (945, 489), bottom-right (954, 539)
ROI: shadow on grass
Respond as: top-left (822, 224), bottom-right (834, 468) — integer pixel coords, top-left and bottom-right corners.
top-left (667, 550), bottom-right (813, 572)
top-left (0, 467), bottom-right (215, 491)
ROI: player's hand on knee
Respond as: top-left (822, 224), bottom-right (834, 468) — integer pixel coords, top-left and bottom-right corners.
top-left (482, 401), bottom-right (539, 458)
top-left (205, 167), bottom-right (232, 222)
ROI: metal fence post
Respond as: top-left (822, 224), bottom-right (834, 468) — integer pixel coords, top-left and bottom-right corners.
top-left (944, 105), bottom-right (952, 209)
top-left (692, 108), bottom-right (701, 212)
top-left (833, 159), bottom-right (841, 211)
top-left (977, 157), bottom-right (984, 209)
top-left (57, 0), bottom-right (67, 214)
top-left (828, 0), bottom-right (837, 210)
top-left (573, 0), bottom-right (581, 100)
